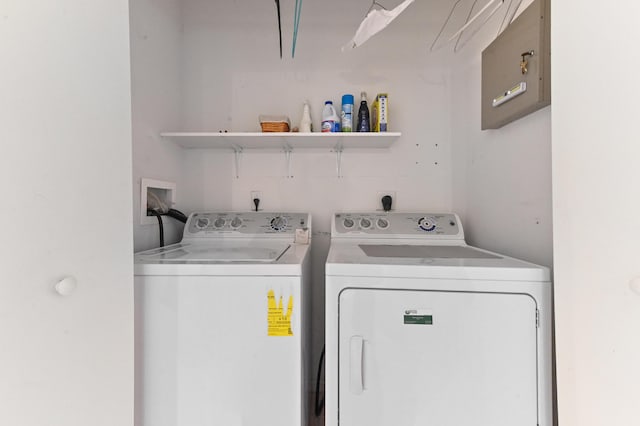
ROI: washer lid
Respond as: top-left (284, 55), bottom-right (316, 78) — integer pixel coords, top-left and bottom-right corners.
top-left (135, 241), bottom-right (291, 263)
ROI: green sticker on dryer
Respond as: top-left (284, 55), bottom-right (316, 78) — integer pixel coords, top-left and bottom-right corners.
top-left (404, 309), bottom-right (433, 325)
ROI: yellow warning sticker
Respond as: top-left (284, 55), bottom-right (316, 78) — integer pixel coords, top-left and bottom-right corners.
top-left (267, 289), bottom-right (294, 336)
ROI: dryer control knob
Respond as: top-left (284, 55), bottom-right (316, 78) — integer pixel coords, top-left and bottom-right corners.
top-left (271, 216), bottom-right (288, 231)
top-left (360, 218), bottom-right (372, 229)
top-left (213, 218), bottom-right (226, 229)
top-left (230, 217), bottom-right (243, 229)
top-left (343, 218), bottom-right (355, 229)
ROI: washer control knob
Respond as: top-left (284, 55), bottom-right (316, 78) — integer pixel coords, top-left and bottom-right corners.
top-left (343, 218), bottom-right (355, 229)
top-left (271, 216), bottom-right (288, 231)
top-left (213, 218), bottom-right (226, 229)
top-left (360, 218), bottom-right (372, 229)
top-left (195, 217), bottom-right (210, 229)
top-left (230, 217), bottom-right (243, 229)
top-left (377, 218), bottom-right (390, 229)
top-left (418, 217), bottom-right (436, 232)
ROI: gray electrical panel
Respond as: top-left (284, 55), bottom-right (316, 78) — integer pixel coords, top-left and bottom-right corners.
top-left (481, 0), bottom-right (550, 130)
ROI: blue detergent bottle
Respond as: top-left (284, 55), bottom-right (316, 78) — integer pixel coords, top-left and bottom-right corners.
top-left (341, 94), bottom-right (354, 132)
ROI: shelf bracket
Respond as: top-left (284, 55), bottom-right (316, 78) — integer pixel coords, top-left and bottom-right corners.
top-left (234, 148), bottom-right (242, 178)
top-left (335, 148), bottom-right (344, 178)
top-left (284, 148), bottom-right (293, 178)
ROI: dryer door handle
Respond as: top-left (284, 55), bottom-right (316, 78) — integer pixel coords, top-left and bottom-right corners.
top-left (349, 335), bottom-right (364, 395)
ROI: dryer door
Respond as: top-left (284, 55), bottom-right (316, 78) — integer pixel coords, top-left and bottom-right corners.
top-left (338, 287), bottom-right (538, 426)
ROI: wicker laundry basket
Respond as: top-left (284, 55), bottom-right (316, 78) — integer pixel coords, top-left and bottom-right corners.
top-left (259, 115), bottom-right (290, 132)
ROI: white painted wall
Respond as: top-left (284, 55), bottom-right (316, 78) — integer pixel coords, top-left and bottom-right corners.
top-left (552, 0), bottom-right (640, 423)
top-left (449, 0), bottom-right (553, 268)
top-left (130, 0), bottom-right (555, 393)
top-left (0, 2), bottom-right (133, 425)
top-left (130, 0), bottom-right (186, 252)
top-left (177, 0), bottom-right (455, 387)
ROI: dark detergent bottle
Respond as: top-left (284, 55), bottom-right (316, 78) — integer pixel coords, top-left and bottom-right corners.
top-left (357, 91), bottom-right (370, 132)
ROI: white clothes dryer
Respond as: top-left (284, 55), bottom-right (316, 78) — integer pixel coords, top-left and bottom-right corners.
top-left (325, 212), bottom-right (552, 426)
top-left (135, 212), bottom-right (311, 426)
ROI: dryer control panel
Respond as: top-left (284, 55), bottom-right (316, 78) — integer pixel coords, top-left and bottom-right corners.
top-left (332, 212), bottom-right (464, 240)
top-left (184, 212), bottom-right (310, 239)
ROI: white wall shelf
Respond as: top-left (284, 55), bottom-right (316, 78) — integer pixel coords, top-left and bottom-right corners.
top-left (160, 132), bottom-right (400, 150)
top-left (160, 132), bottom-right (401, 178)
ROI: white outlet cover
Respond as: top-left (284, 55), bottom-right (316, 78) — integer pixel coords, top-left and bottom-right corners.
top-left (376, 191), bottom-right (396, 211)
top-left (250, 191), bottom-right (263, 211)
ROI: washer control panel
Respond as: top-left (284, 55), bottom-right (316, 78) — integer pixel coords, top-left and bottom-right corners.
top-left (333, 212), bottom-right (462, 239)
top-left (185, 212), bottom-right (309, 237)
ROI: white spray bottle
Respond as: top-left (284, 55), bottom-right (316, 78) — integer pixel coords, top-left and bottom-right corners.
top-left (300, 101), bottom-right (313, 133)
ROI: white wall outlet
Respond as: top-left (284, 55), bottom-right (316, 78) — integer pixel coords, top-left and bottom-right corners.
top-left (376, 191), bottom-right (396, 211)
top-left (250, 191), bottom-right (263, 211)
top-left (141, 178), bottom-right (176, 225)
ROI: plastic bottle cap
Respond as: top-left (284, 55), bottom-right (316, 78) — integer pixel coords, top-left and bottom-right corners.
top-left (342, 94), bottom-right (354, 105)
top-left (325, 101), bottom-right (333, 105)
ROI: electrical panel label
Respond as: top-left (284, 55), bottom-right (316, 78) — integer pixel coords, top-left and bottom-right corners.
top-left (267, 289), bottom-right (294, 336)
top-left (404, 309), bottom-right (433, 325)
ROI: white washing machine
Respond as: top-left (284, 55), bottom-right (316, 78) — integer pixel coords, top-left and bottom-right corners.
top-left (135, 212), bottom-right (311, 426)
top-left (325, 212), bottom-right (552, 426)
